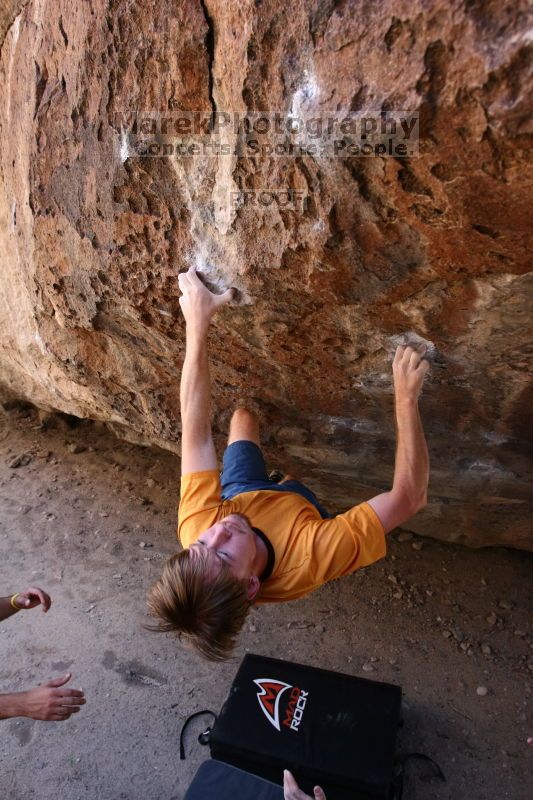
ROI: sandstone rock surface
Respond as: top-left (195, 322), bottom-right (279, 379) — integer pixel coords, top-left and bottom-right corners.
top-left (0, 0), bottom-right (29, 49)
top-left (0, 0), bottom-right (531, 548)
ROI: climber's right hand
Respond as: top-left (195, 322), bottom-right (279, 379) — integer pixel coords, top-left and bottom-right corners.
top-left (178, 266), bottom-right (234, 330)
top-left (392, 345), bottom-right (429, 402)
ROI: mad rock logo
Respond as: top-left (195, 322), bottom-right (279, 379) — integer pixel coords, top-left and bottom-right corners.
top-left (254, 678), bottom-right (309, 732)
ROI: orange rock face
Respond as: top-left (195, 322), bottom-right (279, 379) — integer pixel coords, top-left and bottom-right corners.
top-left (0, 1), bottom-right (531, 548)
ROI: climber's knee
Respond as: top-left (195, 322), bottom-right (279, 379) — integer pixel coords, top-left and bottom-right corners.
top-left (228, 407), bottom-right (260, 446)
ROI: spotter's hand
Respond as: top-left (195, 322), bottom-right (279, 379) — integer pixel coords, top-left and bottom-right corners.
top-left (20, 674), bottom-right (86, 721)
top-left (178, 266), bottom-right (234, 329)
top-left (283, 770), bottom-right (326, 800)
top-left (13, 587), bottom-right (52, 612)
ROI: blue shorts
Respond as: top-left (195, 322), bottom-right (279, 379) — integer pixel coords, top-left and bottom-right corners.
top-left (221, 440), bottom-right (332, 519)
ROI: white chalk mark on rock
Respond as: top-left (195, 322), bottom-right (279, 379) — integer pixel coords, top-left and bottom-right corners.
top-left (5, 14), bottom-right (22, 122)
top-left (290, 68), bottom-right (319, 121)
top-left (120, 129), bottom-right (129, 163)
top-left (388, 331), bottom-right (436, 358)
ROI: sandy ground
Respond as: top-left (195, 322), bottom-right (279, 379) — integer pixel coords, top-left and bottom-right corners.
top-left (0, 403), bottom-right (531, 800)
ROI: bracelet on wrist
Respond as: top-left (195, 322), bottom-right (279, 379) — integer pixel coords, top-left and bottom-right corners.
top-left (10, 594), bottom-right (21, 610)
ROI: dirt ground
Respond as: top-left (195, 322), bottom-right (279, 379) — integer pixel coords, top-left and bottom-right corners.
top-left (0, 403), bottom-right (531, 800)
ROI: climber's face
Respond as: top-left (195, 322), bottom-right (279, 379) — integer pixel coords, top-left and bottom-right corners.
top-left (188, 513), bottom-right (258, 581)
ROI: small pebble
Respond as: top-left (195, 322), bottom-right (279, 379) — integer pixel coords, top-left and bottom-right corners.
top-left (146, 478), bottom-right (155, 488)
top-left (476, 686), bottom-right (488, 697)
top-left (452, 627), bottom-right (464, 643)
top-left (397, 532), bottom-right (413, 542)
top-left (139, 541), bottom-right (153, 548)
top-left (412, 541), bottom-right (423, 551)
top-left (68, 443), bottom-right (86, 454)
top-left (481, 643), bottom-right (492, 656)
top-left (498, 600), bottom-right (513, 610)
top-left (486, 612), bottom-right (497, 626)
top-left (362, 663), bottom-right (374, 673)
top-left (8, 453), bottom-right (32, 468)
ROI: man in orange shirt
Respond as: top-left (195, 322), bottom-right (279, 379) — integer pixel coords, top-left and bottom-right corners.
top-left (147, 267), bottom-right (429, 660)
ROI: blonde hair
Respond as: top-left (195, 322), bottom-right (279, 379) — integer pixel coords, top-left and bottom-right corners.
top-left (146, 548), bottom-right (252, 661)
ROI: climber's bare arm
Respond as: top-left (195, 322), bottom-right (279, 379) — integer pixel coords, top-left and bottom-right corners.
top-left (367, 346), bottom-right (429, 534)
top-left (178, 267), bottom-right (234, 475)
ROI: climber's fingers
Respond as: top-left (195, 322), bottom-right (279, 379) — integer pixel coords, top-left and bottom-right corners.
top-left (416, 359), bottom-right (430, 377)
top-left (214, 287), bottom-right (236, 307)
top-left (180, 267), bottom-right (234, 302)
top-left (393, 345), bottom-right (405, 365)
top-left (177, 270), bottom-right (192, 292)
top-left (408, 346), bottom-right (426, 369)
top-left (178, 267), bottom-right (235, 326)
top-left (186, 265), bottom-right (204, 287)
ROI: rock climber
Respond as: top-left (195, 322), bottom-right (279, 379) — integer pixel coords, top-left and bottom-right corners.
top-left (147, 266), bottom-right (429, 660)
top-left (0, 586), bottom-right (86, 721)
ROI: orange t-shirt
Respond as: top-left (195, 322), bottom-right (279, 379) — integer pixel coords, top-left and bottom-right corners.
top-left (177, 470), bottom-right (386, 603)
